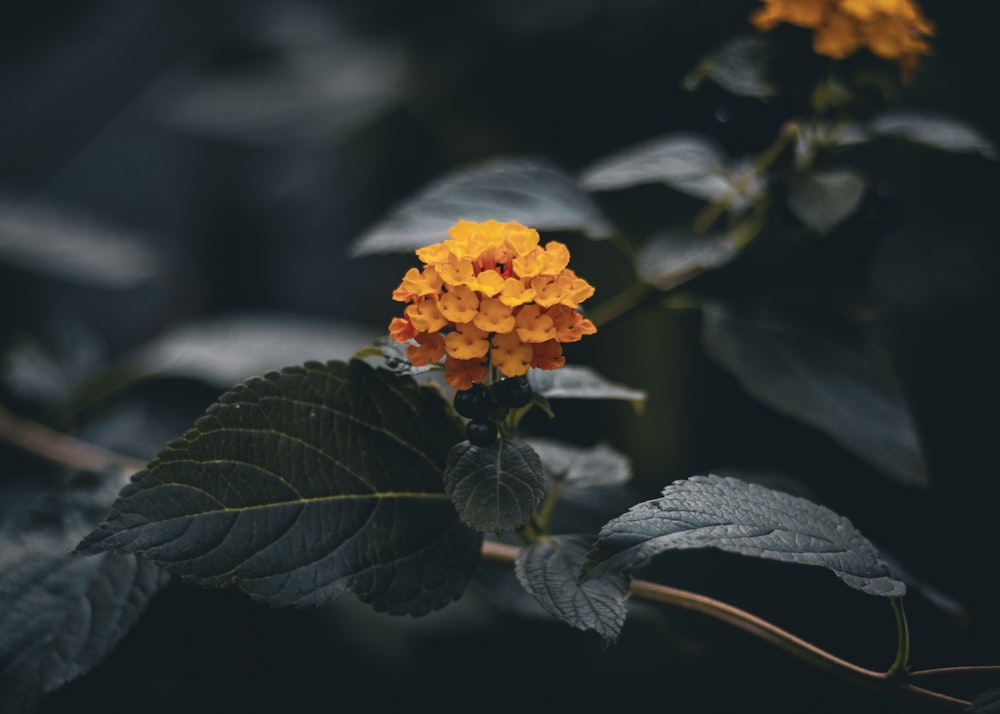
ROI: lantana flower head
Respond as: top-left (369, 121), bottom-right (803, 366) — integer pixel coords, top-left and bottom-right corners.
top-left (390, 220), bottom-right (597, 390)
top-left (751, 0), bottom-right (934, 80)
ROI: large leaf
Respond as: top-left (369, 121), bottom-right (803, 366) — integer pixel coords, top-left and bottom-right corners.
top-left (1, 471), bottom-right (170, 714)
top-left (785, 169), bottom-right (867, 234)
top-left (701, 302), bottom-right (927, 487)
top-left (515, 535), bottom-right (630, 643)
top-left (349, 156), bottom-right (615, 256)
top-left (578, 134), bottom-right (758, 208)
top-left (444, 439), bottom-right (545, 534)
top-left (76, 360), bottom-right (482, 615)
top-left (584, 474), bottom-right (906, 597)
top-left (971, 687), bottom-right (1000, 713)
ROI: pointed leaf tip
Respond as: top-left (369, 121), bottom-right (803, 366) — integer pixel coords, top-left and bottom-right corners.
top-left (585, 474), bottom-right (905, 597)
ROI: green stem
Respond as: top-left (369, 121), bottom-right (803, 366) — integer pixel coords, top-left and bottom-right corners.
top-left (587, 281), bottom-right (654, 329)
top-left (693, 120), bottom-right (799, 235)
top-left (888, 596), bottom-right (911, 678)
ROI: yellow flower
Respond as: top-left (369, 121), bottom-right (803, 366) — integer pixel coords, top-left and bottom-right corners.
top-left (387, 219), bottom-right (597, 389)
top-left (750, 0), bottom-right (933, 78)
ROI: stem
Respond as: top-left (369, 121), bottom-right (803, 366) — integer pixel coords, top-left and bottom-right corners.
top-left (480, 540), bottom-right (973, 710)
top-left (587, 281), bottom-right (654, 329)
top-left (0, 404), bottom-right (147, 474)
top-left (693, 120), bottom-right (799, 235)
top-left (0, 406), bottom-right (985, 711)
top-left (888, 596), bottom-right (911, 678)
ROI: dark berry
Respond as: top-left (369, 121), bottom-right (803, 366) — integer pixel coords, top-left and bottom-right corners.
top-left (454, 382), bottom-right (491, 419)
top-left (492, 376), bottom-right (532, 408)
top-left (465, 418), bottom-right (497, 447)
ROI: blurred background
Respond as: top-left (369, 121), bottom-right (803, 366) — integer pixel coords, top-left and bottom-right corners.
top-left (3, 0), bottom-right (1000, 712)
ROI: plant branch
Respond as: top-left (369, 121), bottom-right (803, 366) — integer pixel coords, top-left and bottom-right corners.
top-left (481, 540), bottom-right (972, 710)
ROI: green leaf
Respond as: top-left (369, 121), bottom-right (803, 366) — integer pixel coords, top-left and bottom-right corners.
top-left (75, 360), bottom-right (483, 615)
top-left (524, 437), bottom-right (632, 488)
top-left (528, 365), bottom-right (647, 403)
top-left (785, 169), bottom-right (866, 234)
top-left (515, 535), bottom-right (630, 643)
top-left (848, 112), bottom-right (997, 160)
top-left (349, 157), bottom-right (615, 256)
top-left (635, 228), bottom-right (741, 289)
top-left (1, 471), bottom-right (170, 714)
top-left (701, 302), bottom-right (927, 487)
top-left (578, 134), bottom-right (758, 208)
top-left (683, 34), bottom-right (778, 99)
top-left (584, 474), bottom-right (906, 597)
top-left (444, 439), bottom-right (545, 534)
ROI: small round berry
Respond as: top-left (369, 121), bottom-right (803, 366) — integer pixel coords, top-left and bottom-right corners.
top-left (465, 418), bottom-right (497, 447)
top-left (454, 382), bottom-right (492, 419)
top-left (492, 376), bottom-right (532, 408)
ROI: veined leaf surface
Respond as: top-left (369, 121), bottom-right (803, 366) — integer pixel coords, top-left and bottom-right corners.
top-left (76, 360), bottom-right (482, 615)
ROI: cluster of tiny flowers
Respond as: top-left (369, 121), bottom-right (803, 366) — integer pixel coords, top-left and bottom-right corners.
top-left (751, 0), bottom-right (933, 77)
top-left (388, 219), bottom-right (597, 390)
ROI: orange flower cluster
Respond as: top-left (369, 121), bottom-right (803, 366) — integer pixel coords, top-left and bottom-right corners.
top-left (751, 0), bottom-right (933, 76)
top-left (389, 220), bottom-right (597, 390)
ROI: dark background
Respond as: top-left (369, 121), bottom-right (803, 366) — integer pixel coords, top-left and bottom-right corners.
top-left (3, 1), bottom-right (1000, 712)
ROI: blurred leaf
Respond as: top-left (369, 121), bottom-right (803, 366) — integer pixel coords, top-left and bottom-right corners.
top-left (154, 3), bottom-right (404, 145)
top-left (839, 112), bottom-right (997, 160)
top-left (524, 437), bottom-right (632, 488)
top-left (701, 302), bottom-right (927, 487)
top-left (584, 474), bottom-right (906, 597)
top-left (1, 471), bottom-right (170, 714)
top-left (0, 197), bottom-right (159, 289)
top-left (635, 228), bottom-right (741, 288)
top-left (444, 439), bottom-right (545, 534)
top-left (2, 319), bottom-right (106, 407)
top-left (515, 535), bottom-right (629, 643)
top-left (785, 169), bottom-right (867, 234)
top-left (350, 157), bottom-right (615, 256)
top-left (528, 365), bottom-right (647, 404)
top-left (76, 360), bottom-right (482, 615)
top-left (684, 34), bottom-right (778, 98)
top-left (578, 134), bottom-right (759, 208)
top-left (126, 312), bottom-right (381, 388)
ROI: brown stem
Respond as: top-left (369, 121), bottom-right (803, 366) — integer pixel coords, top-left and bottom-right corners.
top-left (480, 540), bottom-right (971, 710)
top-left (0, 404), bottom-right (147, 474)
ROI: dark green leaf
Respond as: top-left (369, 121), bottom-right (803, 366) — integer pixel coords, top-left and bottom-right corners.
top-left (785, 169), bottom-right (866, 234)
top-left (579, 134), bottom-right (758, 208)
top-left (349, 157), bottom-right (615, 256)
top-left (76, 360), bottom-right (483, 615)
top-left (1, 471), bottom-right (170, 714)
top-left (701, 302), bottom-right (927, 487)
top-left (515, 535), bottom-right (629, 643)
top-left (683, 34), bottom-right (778, 99)
top-left (844, 112), bottom-right (997, 160)
top-left (635, 228), bottom-right (741, 288)
top-left (444, 439), bottom-right (545, 534)
top-left (528, 365), bottom-right (647, 403)
top-left (584, 474), bottom-right (905, 597)
top-left (524, 437), bottom-right (632, 488)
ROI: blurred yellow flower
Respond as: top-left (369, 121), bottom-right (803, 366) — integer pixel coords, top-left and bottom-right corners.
top-left (389, 219), bottom-right (597, 390)
top-left (751, 0), bottom-right (933, 78)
